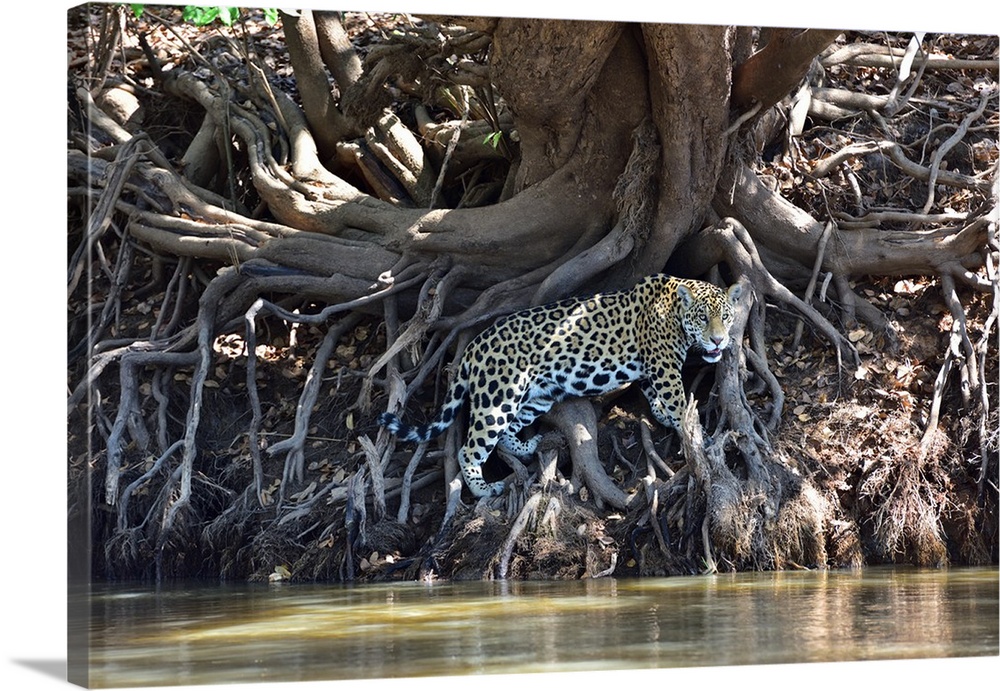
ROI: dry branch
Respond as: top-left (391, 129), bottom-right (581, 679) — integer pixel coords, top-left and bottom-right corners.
top-left (716, 163), bottom-right (990, 278)
top-left (921, 89), bottom-right (994, 213)
top-left (820, 42), bottom-right (1000, 73)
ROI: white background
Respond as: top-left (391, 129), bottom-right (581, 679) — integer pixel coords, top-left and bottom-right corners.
top-left (3, 1), bottom-right (997, 689)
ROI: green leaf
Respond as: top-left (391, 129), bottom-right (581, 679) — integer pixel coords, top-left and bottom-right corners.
top-left (483, 131), bottom-right (504, 149)
top-left (182, 6), bottom-right (218, 26)
top-left (182, 6), bottom-right (239, 27)
top-left (218, 7), bottom-right (241, 26)
top-left (129, 4), bottom-right (145, 18)
top-left (264, 8), bottom-right (279, 25)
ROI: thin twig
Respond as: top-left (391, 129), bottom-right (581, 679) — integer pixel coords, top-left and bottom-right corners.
top-left (430, 90), bottom-right (470, 209)
top-left (639, 418), bottom-right (674, 478)
top-left (160, 270), bottom-right (236, 542)
top-left (919, 270), bottom-right (974, 453)
top-left (700, 513), bottom-right (717, 574)
top-left (883, 32), bottom-right (925, 116)
top-left (151, 257), bottom-right (190, 339)
top-left (724, 101), bottom-right (762, 136)
top-left (922, 89), bottom-right (994, 214)
top-left (940, 268), bottom-right (980, 398)
top-left (647, 485), bottom-right (670, 557)
top-left (793, 220), bottom-right (835, 351)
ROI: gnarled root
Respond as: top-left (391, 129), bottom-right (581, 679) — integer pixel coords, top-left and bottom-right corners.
top-left (544, 401), bottom-right (636, 510)
top-left (431, 488), bottom-right (617, 580)
top-left (680, 397), bottom-right (824, 573)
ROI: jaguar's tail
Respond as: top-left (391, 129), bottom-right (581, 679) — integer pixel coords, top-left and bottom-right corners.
top-left (378, 363), bottom-right (469, 443)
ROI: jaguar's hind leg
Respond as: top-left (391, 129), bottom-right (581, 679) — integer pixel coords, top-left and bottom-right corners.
top-left (458, 444), bottom-right (506, 497)
top-left (458, 408), bottom-right (519, 497)
top-left (497, 396), bottom-right (554, 458)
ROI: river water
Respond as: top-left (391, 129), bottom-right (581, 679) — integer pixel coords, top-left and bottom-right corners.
top-left (81, 566), bottom-right (998, 688)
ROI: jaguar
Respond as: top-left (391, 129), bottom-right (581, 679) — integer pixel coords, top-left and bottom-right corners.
top-left (379, 274), bottom-right (743, 497)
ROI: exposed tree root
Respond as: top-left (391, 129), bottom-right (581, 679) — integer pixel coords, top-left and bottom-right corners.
top-left (68, 10), bottom-right (997, 581)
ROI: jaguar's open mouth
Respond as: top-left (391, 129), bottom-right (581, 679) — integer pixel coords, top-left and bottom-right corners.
top-left (702, 348), bottom-right (722, 363)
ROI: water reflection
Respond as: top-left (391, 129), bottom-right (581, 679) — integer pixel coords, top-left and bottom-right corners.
top-left (84, 567), bottom-right (999, 687)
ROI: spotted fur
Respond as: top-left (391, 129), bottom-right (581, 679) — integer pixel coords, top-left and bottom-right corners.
top-left (379, 275), bottom-right (742, 497)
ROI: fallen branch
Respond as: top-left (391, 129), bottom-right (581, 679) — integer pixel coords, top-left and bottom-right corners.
top-left (716, 162), bottom-right (989, 278)
top-left (921, 89), bottom-right (994, 214)
top-left (820, 43), bottom-right (999, 73)
top-left (810, 137), bottom-right (993, 196)
top-left (833, 209), bottom-right (969, 229)
top-left (732, 28), bottom-right (843, 112)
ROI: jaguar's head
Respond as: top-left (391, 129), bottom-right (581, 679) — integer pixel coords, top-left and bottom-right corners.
top-left (677, 281), bottom-right (742, 362)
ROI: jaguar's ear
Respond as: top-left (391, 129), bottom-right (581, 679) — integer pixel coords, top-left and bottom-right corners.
top-left (676, 284), bottom-right (694, 307)
top-left (727, 283), bottom-right (743, 304)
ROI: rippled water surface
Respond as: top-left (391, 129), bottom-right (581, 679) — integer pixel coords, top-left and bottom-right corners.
top-left (79, 567), bottom-right (998, 687)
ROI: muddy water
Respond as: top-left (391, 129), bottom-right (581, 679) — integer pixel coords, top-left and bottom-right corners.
top-left (81, 567), bottom-right (998, 687)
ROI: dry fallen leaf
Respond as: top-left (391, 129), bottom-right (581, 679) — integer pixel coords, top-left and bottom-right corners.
top-left (291, 481), bottom-right (317, 502)
top-left (268, 564), bottom-right (291, 582)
